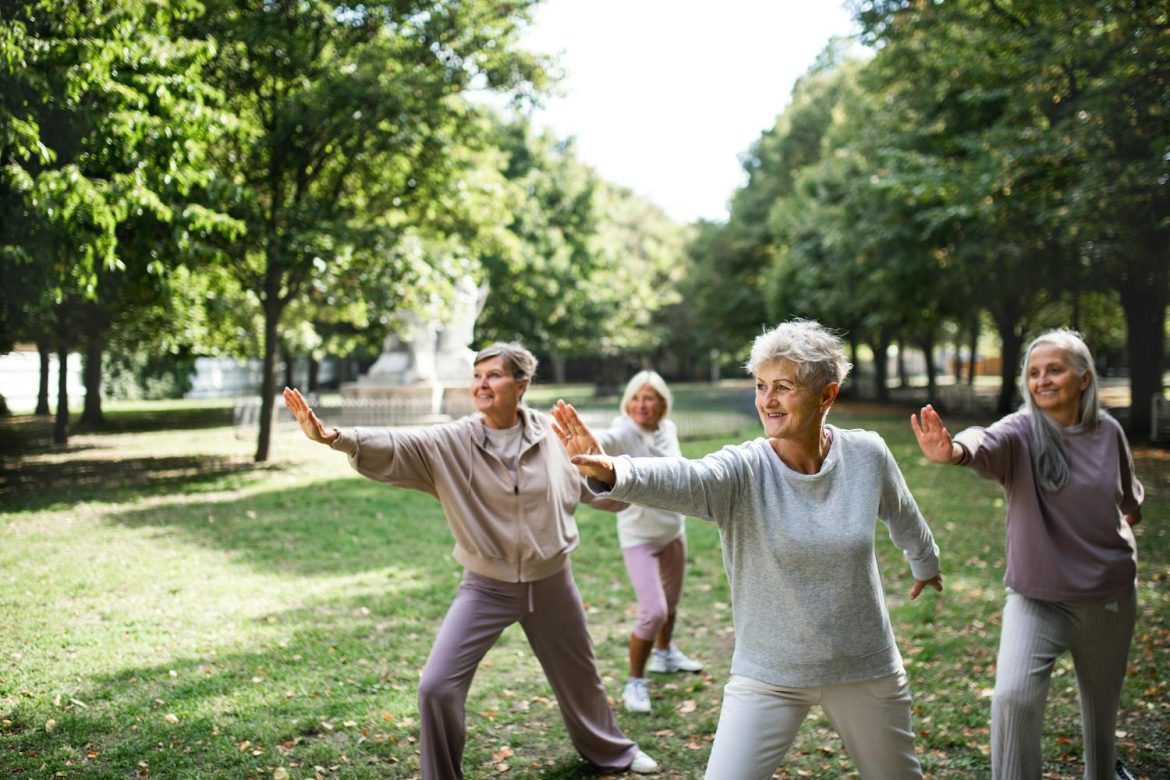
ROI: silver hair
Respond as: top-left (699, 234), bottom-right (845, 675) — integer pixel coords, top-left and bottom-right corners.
top-left (474, 342), bottom-right (538, 399)
top-left (619, 370), bottom-right (673, 419)
top-left (744, 319), bottom-right (852, 391)
top-left (1020, 328), bottom-right (1100, 491)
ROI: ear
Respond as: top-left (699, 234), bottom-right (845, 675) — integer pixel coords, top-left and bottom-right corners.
top-left (821, 382), bottom-right (840, 409)
top-left (517, 377), bottom-right (530, 399)
top-left (1079, 371), bottom-right (1092, 391)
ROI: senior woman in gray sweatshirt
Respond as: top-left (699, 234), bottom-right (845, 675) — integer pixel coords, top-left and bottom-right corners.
top-left (552, 320), bottom-right (943, 780)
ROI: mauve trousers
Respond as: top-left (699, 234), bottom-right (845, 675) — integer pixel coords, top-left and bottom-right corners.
top-left (416, 564), bottom-right (638, 779)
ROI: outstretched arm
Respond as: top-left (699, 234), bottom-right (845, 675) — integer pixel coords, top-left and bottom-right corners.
top-left (911, 404), bottom-right (964, 465)
top-left (550, 400), bottom-right (617, 487)
top-left (283, 387), bottom-right (339, 445)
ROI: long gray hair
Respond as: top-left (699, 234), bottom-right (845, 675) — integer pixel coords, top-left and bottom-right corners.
top-left (1020, 329), bottom-right (1100, 491)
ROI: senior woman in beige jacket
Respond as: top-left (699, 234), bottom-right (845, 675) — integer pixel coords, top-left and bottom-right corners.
top-left (283, 342), bottom-right (659, 779)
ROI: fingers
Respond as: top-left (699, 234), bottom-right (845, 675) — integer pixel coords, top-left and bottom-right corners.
top-left (911, 574), bottom-right (943, 601)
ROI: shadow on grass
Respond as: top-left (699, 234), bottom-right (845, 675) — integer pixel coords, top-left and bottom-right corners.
top-left (106, 478), bottom-right (455, 578)
top-left (0, 407), bottom-right (233, 456)
top-left (1, 454), bottom-right (262, 513)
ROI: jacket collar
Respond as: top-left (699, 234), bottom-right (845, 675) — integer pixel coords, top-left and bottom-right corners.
top-left (473, 405), bottom-right (547, 450)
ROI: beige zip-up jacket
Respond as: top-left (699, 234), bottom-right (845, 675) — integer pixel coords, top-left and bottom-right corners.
top-left (330, 406), bottom-right (625, 583)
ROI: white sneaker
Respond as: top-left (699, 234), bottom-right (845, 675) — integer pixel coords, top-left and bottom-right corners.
top-left (628, 749), bottom-right (660, 774)
top-left (622, 677), bottom-right (651, 713)
top-left (647, 644), bottom-right (703, 674)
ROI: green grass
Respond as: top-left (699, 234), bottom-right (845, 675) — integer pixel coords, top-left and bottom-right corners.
top-left (2, 396), bottom-right (1167, 779)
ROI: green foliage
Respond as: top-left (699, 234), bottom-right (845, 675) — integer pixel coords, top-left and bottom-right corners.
top-left (476, 117), bottom-right (691, 368)
top-left (182, 0), bottom-right (550, 459)
top-left (102, 347), bottom-right (196, 401)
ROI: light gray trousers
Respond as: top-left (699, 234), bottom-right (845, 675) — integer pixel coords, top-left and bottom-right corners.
top-left (991, 587), bottom-right (1137, 780)
top-left (416, 565), bottom-right (638, 779)
top-left (703, 670), bottom-right (923, 779)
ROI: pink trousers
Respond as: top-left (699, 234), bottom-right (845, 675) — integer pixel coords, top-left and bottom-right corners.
top-left (622, 536), bottom-right (687, 642)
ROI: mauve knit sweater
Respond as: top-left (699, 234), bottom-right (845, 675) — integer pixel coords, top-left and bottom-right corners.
top-left (954, 412), bottom-right (1143, 603)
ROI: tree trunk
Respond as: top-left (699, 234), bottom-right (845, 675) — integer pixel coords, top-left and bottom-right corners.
top-left (53, 344), bottom-right (69, 445)
top-left (1117, 256), bottom-right (1168, 441)
top-left (872, 330), bottom-right (891, 403)
top-left (952, 333), bottom-right (963, 382)
top-left (920, 333), bottom-right (938, 406)
top-left (81, 335), bottom-right (104, 427)
top-left (255, 292), bottom-right (283, 463)
top-left (992, 312), bottom-right (1027, 417)
top-left (36, 342), bottom-right (51, 415)
top-left (896, 340), bottom-right (909, 388)
top-left (308, 357), bottom-right (320, 395)
top-left (550, 350), bottom-right (567, 385)
top-left (967, 317), bottom-right (980, 386)
top-left (282, 344), bottom-right (295, 390)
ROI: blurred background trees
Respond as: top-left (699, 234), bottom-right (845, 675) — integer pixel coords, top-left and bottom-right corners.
top-left (2, 0), bottom-right (1166, 454)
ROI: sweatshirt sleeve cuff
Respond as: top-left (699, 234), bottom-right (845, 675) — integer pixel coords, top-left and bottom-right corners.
top-left (906, 543), bottom-right (941, 581)
top-left (585, 455), bottom-right (634, 498)
top-left (329, 428), bottom-right (359, 456)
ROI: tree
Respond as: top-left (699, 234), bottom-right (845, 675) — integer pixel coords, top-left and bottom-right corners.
top-left (856, 0), bottom-right (1169, 433)
top-left (188, 0), bottom-right (548, 462)
top-left (1, 0), bottom-right (226, 441)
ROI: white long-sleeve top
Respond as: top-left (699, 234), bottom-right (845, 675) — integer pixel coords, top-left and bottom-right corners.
top-left (597, 415), bottom-right (687, 548)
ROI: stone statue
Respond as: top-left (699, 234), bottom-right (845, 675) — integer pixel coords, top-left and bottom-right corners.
top-left (344, 275), bottom-right (489, 418)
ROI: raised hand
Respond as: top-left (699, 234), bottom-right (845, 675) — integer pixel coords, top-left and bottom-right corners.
top-left (550, 400), bottom-right (617, 487)
top-left (282, 387), bottom-right (338, 445)
top-left (911, 404), bottom-right (960, 465)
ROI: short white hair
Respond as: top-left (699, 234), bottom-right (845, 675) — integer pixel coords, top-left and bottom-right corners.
top-left (745, 320), bottom-right (852, 391)
top-left (619, 370), bottom-right (672, 418)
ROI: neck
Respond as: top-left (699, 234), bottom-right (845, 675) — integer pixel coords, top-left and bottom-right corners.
top-left (1043, 407), bottom-right (1080, 428)
top-left (770, 427), bottom-right (830, 475)
top-left (483, 408), bottom-right (520, 430)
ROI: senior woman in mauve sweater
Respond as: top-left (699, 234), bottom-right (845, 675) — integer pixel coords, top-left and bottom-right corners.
top-left (553, 320), bottom-right (943, 780)
top-left (283, 342), bottom-right (659, 779)
top-left (913, 328), bottom-right (1143, 780)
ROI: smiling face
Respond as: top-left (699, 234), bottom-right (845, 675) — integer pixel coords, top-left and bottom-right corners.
top-left (472, 355), bottom-right (527, 428)
top-left (626, 384), bottom-right (665, 430)
top-left (1026, 343), bottom-right (1089, 426)
top-left (754, 359), bottom-right (835, 442)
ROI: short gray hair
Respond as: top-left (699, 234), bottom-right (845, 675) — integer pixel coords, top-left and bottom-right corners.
top-left (619, 370), bottom-right (672, 418)
top-left (1020, 328), bottom-right (1100, 491)
top-left (474, 342), bottom-right (538, 395)
top-left (745, 320), bottom-right (852, 391)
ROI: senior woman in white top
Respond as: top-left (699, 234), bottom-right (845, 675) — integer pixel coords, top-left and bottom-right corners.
top-left (597, 371), bottom-right (703, 714)
top-left (283, 342), bottom-right (659, 779)
top-left (552, 320), bottom-right (943, 780)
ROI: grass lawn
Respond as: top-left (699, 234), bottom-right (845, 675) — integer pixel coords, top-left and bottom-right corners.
top-left (1, 396), bottom-right (1167, 779)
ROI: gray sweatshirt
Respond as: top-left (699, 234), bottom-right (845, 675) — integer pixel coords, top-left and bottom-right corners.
top-left (592, 425), bottom-right (940, 687)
